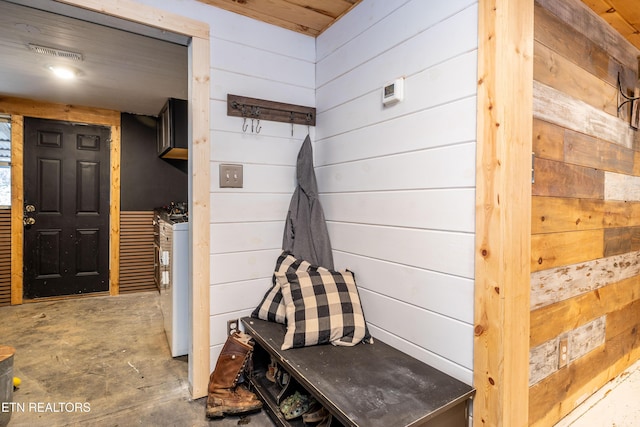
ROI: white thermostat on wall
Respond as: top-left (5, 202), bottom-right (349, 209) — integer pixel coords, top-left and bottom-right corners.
top-left (382, 77), bottom-right (404, 106)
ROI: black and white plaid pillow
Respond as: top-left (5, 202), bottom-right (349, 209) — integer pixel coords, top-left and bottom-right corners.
top-left (277, 269), bottom-right (373, 350)
top-left (251, 251), bottom-right (313, 323)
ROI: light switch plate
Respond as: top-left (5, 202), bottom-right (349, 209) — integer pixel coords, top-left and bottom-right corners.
top-left (219, 164), bottom-right (243, 188)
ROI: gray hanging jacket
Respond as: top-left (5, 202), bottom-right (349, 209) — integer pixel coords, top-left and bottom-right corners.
top-left (282, 135), bottom-right (334, 270)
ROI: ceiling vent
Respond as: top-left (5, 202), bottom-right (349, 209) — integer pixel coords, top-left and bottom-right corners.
top-left (27, 43), bottom-right (84, 61)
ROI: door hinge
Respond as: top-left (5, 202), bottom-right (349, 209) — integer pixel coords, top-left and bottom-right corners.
top-left (531, 152), bottom-right (535, 184)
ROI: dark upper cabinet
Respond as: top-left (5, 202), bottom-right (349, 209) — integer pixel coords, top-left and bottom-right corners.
top-left (157, 98), bottom-right (188, 159)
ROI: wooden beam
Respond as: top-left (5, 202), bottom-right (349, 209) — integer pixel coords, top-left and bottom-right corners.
top-left (189, 35), bottom-right (211, 400)
top-left (57, 0), bottom-right (209, 40)
top-left (0, 96), bottom-right (119, 126)
top-left (110, 123), bottom-right (121, 296)
top-left (10, 115), bottom-right (23, 305)
top-left (475, 0), bottom-right (533, 425)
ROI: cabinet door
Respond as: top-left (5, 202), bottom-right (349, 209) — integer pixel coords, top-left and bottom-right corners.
top-left (157, 102), bottom-right (171, 155)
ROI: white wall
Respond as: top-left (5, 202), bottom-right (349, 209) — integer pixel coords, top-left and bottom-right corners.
top-left (205, 11), bottom-right (315, 370)
top-left (315, 0), bottom-right (478, 384)
top-left (137, 0), bottom-right (316, 368)
top-left (140, 0), bottom-right (478, 385)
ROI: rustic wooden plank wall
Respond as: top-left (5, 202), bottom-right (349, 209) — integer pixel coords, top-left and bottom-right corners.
top-left (119, 211), bottom-right (156, 294)
top-left (0, 209), bottom-right (10, 307)
top-left (529, 1), bottom-right (640, 425)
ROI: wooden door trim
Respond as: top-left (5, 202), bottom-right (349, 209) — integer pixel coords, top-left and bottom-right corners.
top-left (10, 114), bottom-right (23, 305)
top-left (1, 97), bottom-right (120, 305)
top-left (110, 123), bottom-right (121, 296)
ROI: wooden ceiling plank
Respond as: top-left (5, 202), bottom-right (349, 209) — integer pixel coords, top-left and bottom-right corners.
top-left (196, 0), bottom-right (362, 37)
top-left (254, 0), bottom-right (334, 31)
top-left (609, 0), bottom-right (640, 25)
top-left (197, 1), bottom-right (314, 36)
top-left (608, 0), bottom-right (640, 50)
top-left (197, 0), bottom-right (327, 35)
top-left (602, 12), bottom-right (637, 37)
top-left (284, 0), bottom-right (354, 18)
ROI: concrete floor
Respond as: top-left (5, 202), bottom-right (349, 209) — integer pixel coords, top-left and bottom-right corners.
top-left (2, 291), bottom-right (638, 426)
top-left (0, 292), bottom-right (275, 427)
top-left (554, 358), bottom-right (640, 427)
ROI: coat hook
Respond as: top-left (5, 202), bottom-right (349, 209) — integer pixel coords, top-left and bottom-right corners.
top-left (290, 111), bottom-right (295, 136)
top-left (306, 112), bottom-right (312, 134)
top-left (255, 107), bottom-right (262, 133)
top-left (241, 105), bottom-right (249, 132)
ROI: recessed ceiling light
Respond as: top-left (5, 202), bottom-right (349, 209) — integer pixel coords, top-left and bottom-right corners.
top-left (47, 65), bottom-right (78, 80)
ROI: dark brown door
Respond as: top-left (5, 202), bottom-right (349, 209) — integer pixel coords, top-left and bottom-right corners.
top-left (23, 117), bottom-right (110, 299)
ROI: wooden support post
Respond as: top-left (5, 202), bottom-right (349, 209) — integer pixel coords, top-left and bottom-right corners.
top-left (110, 123), bottom-right (121, 296)
top-left (474, 0), bottom-right (533, 425)
top-left (188, 35), bottom-right (211, 400)
top-left (10, 115), bottom-right (23, 306)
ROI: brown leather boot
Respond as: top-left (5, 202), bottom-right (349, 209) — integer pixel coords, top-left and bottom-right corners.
top-left (205, 332), bottom-right (262, 418)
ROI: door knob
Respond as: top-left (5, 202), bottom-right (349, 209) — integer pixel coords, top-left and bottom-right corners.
top-left (25, 204), bottom-right (36, 212)
top-left (24, 217), bottom-right (35, 226)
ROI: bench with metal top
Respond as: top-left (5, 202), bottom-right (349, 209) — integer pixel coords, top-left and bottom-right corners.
top-left (241, 317), bottom-right (474, 427)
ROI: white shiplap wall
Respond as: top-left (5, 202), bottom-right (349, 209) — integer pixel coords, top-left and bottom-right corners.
top-left (140, 0), bottom-right (478, 384)
top-left (315, 0), bottom-right (478, 384)
top-left (207, 16), bottom-right (316, 368)
top-left (139, 0), bottom-right (316, 369)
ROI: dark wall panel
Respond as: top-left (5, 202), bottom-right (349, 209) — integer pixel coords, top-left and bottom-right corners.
top-left (0, 210), bottom-right (10, 306)
top-left (120, 113), bottom-right (187, 210)
top-left (119, 211), bottom-right (156, 294)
